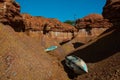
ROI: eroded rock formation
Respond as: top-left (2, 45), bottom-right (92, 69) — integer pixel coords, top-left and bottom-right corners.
top-left (73, 14), bottom-right (112, 43)
top-left (75, 14), bottom-right (112, 29)
top-left (22, 14), bottom-right (77, 43)
top-left (0, 0), bottom-right (24, 32)
top-left (22, 14), bottom-right (77, 32)
top-left (102, 0), bottom-right (120, 27)
top-left (0, 0), bottom-right (78, 43)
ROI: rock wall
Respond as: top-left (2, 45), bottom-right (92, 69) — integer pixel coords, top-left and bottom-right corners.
top-left (22, 14), bottom-right (77, 32)
top-left (0, 0), bottom-right (24, 32)
top-left (22, 14), bottom-right (78, 43)
top-left (102, 0), bottom-right (120, 27)
top-left (25, 30), bottom-right (77, 43)
top-left (75, 14), bottom-right (112, 29)
top-left (23, 13), bottom-right (111, 44)
top-left (76, 28), bottom-right (108, 43)
top-left (0, 1), bottom-right (111, 44)
top-left (0, 0), bottom-right (114, 44)
top-left (48, 31), bottom-right (78, 43)
top-left (74, 14), bottom-right (112, 43)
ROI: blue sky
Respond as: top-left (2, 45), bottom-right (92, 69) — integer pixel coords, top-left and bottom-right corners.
top-left (16, 0), bottom-right (106, 22)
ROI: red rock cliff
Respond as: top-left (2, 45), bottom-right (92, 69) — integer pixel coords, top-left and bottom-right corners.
top-left (0, 0), bottom-right (24, 32)
top-left (102, 0), bottom-right (120, 27)
top-left (22, 14), bottom-right (77, 43)
top-left (75, 14), bottom-right (112, 29)
top-left (73, 14), bottom-right (112, 43)
top-left (22, 14), bottom-right (77, 32)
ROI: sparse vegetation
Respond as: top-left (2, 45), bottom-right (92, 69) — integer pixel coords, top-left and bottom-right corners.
top-left (64, 20), bottom-right (75, 26)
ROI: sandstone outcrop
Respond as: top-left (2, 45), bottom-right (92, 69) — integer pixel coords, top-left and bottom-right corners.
top-left (0, 0), bottom-right (78, 43)
top-left (102, 0), bottom-right (120, 27)
top-left (0, 0), bottom-right (24, 32)
top-left (72, 14), bottom-right (112, 43)
top-left (75, 14), bottom-right (112, 29)
top-left (22, 14), bottom-right (77, 32)
top-left (22, 14), bottom-right (77, 43)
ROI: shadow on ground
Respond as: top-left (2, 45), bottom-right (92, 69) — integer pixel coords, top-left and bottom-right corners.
top-left (68, 28), bottom-right (120, 63)
top-left (72, 42), bottom-right (84, 49)
top-left (61, 60), bottom-right (79, 79)
top-left (61, 28), bottom-right (120, 79)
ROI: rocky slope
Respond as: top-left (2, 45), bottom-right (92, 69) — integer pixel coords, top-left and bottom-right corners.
top-left (66, 27), bottom-right (120, 80)
top-left (0, 23), bottom-right (69, 80)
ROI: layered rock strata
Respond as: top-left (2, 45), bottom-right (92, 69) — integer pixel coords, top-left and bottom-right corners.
top-left (22, 14), bottom-right (77, 43)
top-left (74, 14), bottom-right (112, 43)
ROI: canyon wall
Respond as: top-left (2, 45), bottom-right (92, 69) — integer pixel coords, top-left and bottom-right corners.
top-left (22, 14), bottom-right (78, 43)
top-left (76, 28), bottom-right (107, 43)
top-left (0, 1), bottom-right (112, 44)
top-left (0, 0), bottom-right (24, 31)
top-left (102, 0), bottom-right (120, 28)
top-left (75, 14), bottom-right (112, 43)
top-left (23, 13), bottom-right (112, 43)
